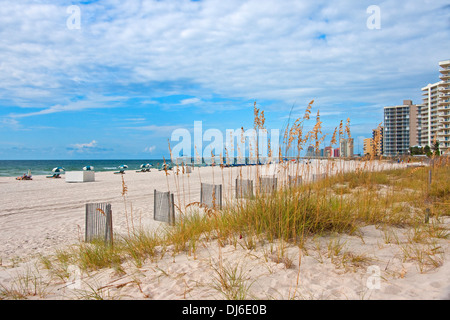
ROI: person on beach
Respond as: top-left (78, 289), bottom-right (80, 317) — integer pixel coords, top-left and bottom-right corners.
top-left (16, 173), bottom-right (32, 180)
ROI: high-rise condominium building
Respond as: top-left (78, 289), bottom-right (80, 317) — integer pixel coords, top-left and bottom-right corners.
top-left (383, 100), bottom-right (421, 156)
top-left (339, 138), bottom-right (354, 157)
top-left (421, 82), bottom-right (440, 147)
top-left (421, 59), bottom-right (450, 154)
top-left (372, 126), bottom-right (383, 156)
top-left (363, 138), bottom-right (374, 156)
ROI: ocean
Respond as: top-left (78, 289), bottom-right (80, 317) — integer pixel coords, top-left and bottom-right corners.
top-left (0, 160), bottom-right (167, 177)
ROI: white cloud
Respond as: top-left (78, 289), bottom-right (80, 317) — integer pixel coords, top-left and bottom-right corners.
top-left (67, 140), bottom-right (112, 153)
top-left (144, 145), bottom-right (156, 153)
top-left (72, 140), bottom-right (97, 149)
top-left (8, 94), bottom-right (128, 118)
top-left (180, 98), bottom-right (201, 105)
top-left (0, 117), bottom-right (21, 130)
top-left (121, 124), bottom-right (181, 133)
top-left (0, 0), bottom-right (449, 118)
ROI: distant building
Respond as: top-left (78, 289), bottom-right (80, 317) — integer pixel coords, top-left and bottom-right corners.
top-left (339, 138), bottom-right (354, 157)
top-left (383, 100), bottom-right (421, 156)
top-left (363, 138), bottom-right (375, 156)
top-left (315, 148), bottom-right (321, 157)
top-left (372, 126), bottom-right (384, 156)
top-left (421, 59), bottom-right (450, 154)
top-left (306, 145), bottom-right (315, 157)
top-left (334, 148), bottom-right (340, 157)
top-left (324, 146), bottom-right (333, 158)
top-left (380, 60), bottom-right (450, 156)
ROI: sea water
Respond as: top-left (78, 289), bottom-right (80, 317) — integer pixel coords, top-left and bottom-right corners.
top-left (0, 160), bottom-right (166, 177)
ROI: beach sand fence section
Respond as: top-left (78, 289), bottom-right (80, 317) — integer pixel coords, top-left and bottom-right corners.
top-left (154, 190), bottom-right (175, 226)
top-left (288, 175), bottom-right (302, 187)
top-left (200, 183), bottom-right (223, 209)
top-left (235, 179), bottom-right (254, 198)
top-left (85, 203), bottom-right (113, 245)
top-left (312, 173), bottom-right (327, 182)
top-left (259, 176), bottom-right (277, 194)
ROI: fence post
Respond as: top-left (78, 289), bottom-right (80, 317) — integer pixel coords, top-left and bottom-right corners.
top-left (154, 190), bottom-right (176, 226)
top-left (201, 183), bottom-right (223, 209)
top-left (236, 179), bottom-right (253, 198)
top-left (85, 202), bottom-right (113, 246)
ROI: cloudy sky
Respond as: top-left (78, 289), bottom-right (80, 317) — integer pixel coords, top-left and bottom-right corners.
top-left (0, 0), bottom-right (449, 159)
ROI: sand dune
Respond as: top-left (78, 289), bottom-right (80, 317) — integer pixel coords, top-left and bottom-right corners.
top-left (1, 159), bottom-right (449, 300)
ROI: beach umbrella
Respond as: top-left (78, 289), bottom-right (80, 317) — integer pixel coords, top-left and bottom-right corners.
top-left (140, 163), bottom-right (151, 168)
top-left (119, 165), bottom-right (128, 170)
top-left (83, 166), bottom-right (94, 171)
top-left (52, 167), bottom-right (65, 173)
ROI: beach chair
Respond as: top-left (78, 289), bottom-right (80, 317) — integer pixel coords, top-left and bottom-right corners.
top-left (47, 167), bottom-right (64, 178)
top-left (46, 173), bottom-right (61, 178)
top-left (114, 165), bottom-right (128, 174)
top-left (158, 163), bottom-right (173, 171)
top-left (136, 164), bottom-right (151, 173)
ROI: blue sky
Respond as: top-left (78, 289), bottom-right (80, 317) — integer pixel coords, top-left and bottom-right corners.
top-left (0, 0), bottom-right (449, 159)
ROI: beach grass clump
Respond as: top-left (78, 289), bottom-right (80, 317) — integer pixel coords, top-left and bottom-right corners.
top-left (211, 260), bottom-right (255, 300)
top-left (120, 229), bottom-right (161, 268)
top-left (0, 265), bottom-right (50, 299)
top-left (72, 240), bottom-right (124, 273)
top-left (39, 249), bottom-right (74, 283)
top-left (224, 189), bottom-right (357, 245)
top-left (163, 210), bottom-right (214, 254)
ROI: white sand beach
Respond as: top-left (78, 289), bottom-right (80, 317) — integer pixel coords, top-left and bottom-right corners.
top-left (0, 159), bottom-right (449, 300)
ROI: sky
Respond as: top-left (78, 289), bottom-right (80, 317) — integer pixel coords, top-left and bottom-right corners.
top-left (0, 0), bottom-right (449, 159)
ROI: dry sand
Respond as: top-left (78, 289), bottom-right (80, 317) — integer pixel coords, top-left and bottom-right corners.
top-left (0, 159), bottom-right (449, 300)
